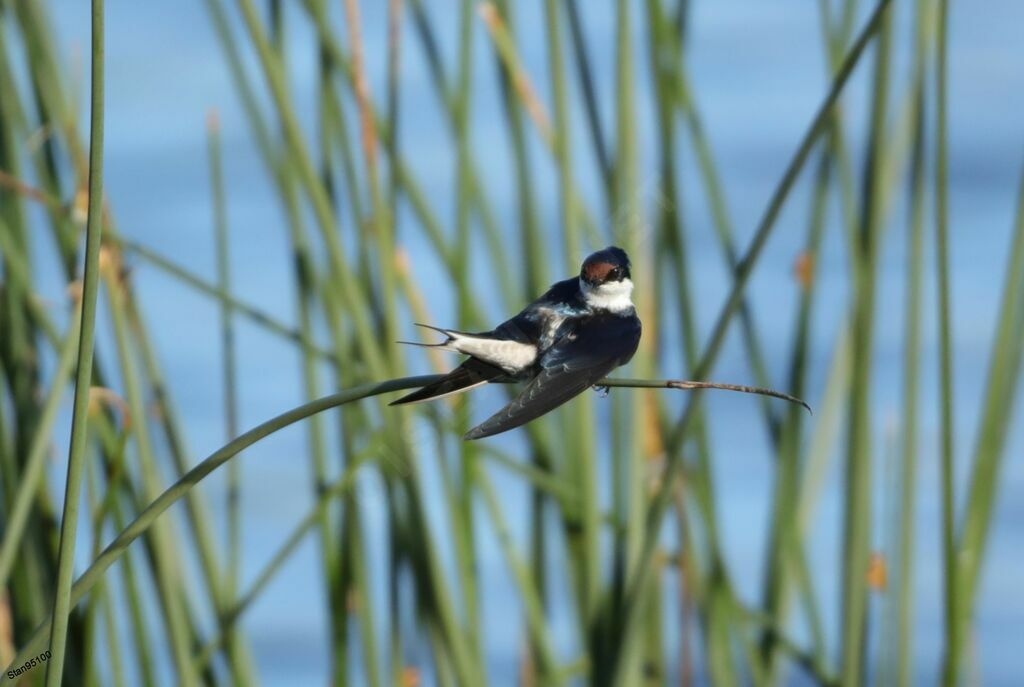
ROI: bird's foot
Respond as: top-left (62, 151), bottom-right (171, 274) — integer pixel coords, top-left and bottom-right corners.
top-left (593, 385), bottom-right (610, 398)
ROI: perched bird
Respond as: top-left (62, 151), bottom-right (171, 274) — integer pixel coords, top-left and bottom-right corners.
top-left (392, 246), bottom-right (642, 440)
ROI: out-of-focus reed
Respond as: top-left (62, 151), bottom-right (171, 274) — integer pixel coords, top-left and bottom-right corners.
top-left (0, 0), bottom-right (1022, 685)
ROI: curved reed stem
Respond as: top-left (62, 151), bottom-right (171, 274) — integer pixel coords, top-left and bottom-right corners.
top-left (1, 371), bottom-right (804, 681)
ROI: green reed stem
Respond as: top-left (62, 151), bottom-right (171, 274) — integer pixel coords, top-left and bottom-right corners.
top-left (565, 0), bottom-right (612, 199)
top-left (668, 34), bottom-right (781, 443)
top-left (44, 0), bottom-right (104, 681)
top-left (0, 290), bottom-right (80, 593)
top-left (610, 3), bottom-right (892, 682)
top-left (0, 370), bottom-right (794, 682)
top-left (479, 468), bottom-right (564, 683)
top-left (107, 276), bottom-right (198, 684)
top-left (932, 0), bottom-right (960, 683)
top-left (0, 376), bottom-right (429, 682)
top-left (208, 109), bottom-right (248, 681)
top-left (956, 161), bottom-right (1024, 651)
top-left (482, 1), bottom-right (545, 300)
top-left (235, 0), bottom-right (387, 380)
top-left (896, 2), bottom-right (930, 682)
top-left (193, 451), bottom-right (372, 669)
top-left (840, 7), bottom-right (891, 684)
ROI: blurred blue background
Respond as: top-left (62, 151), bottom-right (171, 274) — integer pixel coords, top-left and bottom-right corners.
top-left (30, 0), bottom-right (1024, 683)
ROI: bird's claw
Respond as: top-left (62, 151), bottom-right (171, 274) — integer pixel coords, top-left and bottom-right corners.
top-left (593, 385), bottom-right (610, 398)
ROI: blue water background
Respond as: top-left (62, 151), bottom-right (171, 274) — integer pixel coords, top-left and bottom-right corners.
top-left (23, 0), bottom-right (1024, 683)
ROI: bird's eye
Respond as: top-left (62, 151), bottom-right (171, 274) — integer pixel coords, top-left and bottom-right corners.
top-left (609, 267), bottom-right (622, 281)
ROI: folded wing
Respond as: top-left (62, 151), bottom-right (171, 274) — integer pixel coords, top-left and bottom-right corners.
top-left (390, 357), bottom-right (506, 405)
top-left (464, 314), bottom-right (641, 440)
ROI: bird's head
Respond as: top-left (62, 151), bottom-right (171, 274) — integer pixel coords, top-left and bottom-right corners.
top-left (579, 246), bottom-right (634, 313)
top-left (580, 246), bottom-right (631, 286)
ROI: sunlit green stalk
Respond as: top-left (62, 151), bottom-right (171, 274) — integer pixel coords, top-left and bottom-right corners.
top-left (0, 227), bottom-right (81, 593)
top-left (932, 0), bottom-right (961, 683)
top-left (208, 109), bottom-right (248, 683)
top-left (44, 0), bottom-right (104, 681)
top-left (839, 7), bottom-right (891, 685)
top-left (955, 161), bottom-right (1024, 662)
top-left (193, 452), bottom-right (372, 669)
top-left (479, 469), bottom-right (564, 683)
top-left (107, 275), bottom-right (197, 684)
top-left (610, 3), bottom-right (892, 682)
top-left (565, 0), bottom-right (612, 199)
top-left (448, 1), bottom-right (484, 675)
top-left (896, 2), bottom-right (930, 682)
top-left (235, 0), bottom-right (387, 380)
top-left (760, 147), bottom-right (831, 680)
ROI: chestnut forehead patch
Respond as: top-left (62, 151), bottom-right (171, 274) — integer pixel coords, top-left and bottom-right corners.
top-left (583, 261), bottom-right (617, 281)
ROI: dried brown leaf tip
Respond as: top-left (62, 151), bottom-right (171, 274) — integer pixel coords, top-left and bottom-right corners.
top-left (72, 187), bottom-right (89, 224)
top-left (88, 386), bottom-right (133, 431)
top-left (66, 279), bottom-right (84, 303)
top-left (98, 244), bottom-right (129, 287)
top-left (206, 108), bottom-right (221, 134)
top-left (867, 551), bottom-right (888, 591)
top-left (98, 245), bottom-right (115, 280)
top-left (394, 246), bottom-right (410, 275)
top-left (643, 391), bottom-right (664, 457)
top-left (793, 251), bottom-right (815, 290)
top-left (400, 667), bottom-right (422, 687)
top-left (346, 589), bottom-right (361, 614)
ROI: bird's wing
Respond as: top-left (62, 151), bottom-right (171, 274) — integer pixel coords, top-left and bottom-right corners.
top-left (390, 357), bottom-right (506, 405)
top-left (464, 314), bottom-right (641, 440)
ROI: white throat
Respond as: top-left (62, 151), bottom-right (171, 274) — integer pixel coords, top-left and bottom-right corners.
top-left (580, 277), bottom-right (635, 314)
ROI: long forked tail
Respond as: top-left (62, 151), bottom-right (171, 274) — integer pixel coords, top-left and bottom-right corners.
top-left (395, 323), bottom-right (464, 350)
top-left (389, 356), bottom-right (505, 406)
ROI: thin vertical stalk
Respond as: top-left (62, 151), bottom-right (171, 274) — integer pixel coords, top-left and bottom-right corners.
top-left (122, 288), bottom-right (257, 684)
top-left (348, 506), bottom-right (384, 687)
top-left (839, 7), bottom-right (891, 686)
top-left (955, 167), bottom-right (1024, 658)
top-left (45, 0), bottom-right (104, 681)
top-left (479, 469), bottom-right (563, 684)
top-left (546, 0), bottom-right (598, 651)
top-left (343, 0), bottom-right (398, 365)
top-left (484, 0), bottom-right (545, 299)
top-left (644, 4), bottom-right (736, 683)
top-left (896, 1), bottom-right (930, 682)
top-left (451, 0), bottom-right (484, 673)
top-left (235, 0), bottom-right (387, 380)
top-left (107, 276), bottom-right (198, 684)
top-left (209, 110), bottom-right (247, 680)
top-left (760, 148), bottom-right (832, 680)
top-left (544, 0), bottom-right (578, 271)
top-left (442, 2), bottom-right (485, 679)
top-left (609, 2), bottom-right (656, 684)
top-left (191, 453), bottom-right (373, 668)
top-left (480, 5), bottom-right (558, 673)
top-left (306, 7), bottom-right (355, 684)
top-left (672, 62), bottom-right (781, 441)
top-left (610, 4), bottom-right (892, 682)
top-left (565, 0), bottom-right (612, 199)
top-left (933, 0), bottom-right (960, 683)
top-left (209, 112), bottom-right (239, 588)
top-left (90, 423), bottom-right (158, 687)
top-left (0, 224), bottom-right (81, 593)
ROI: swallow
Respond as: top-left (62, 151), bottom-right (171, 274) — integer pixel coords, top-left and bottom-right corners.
top-left (391, 246), bottom-right (642, 440)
